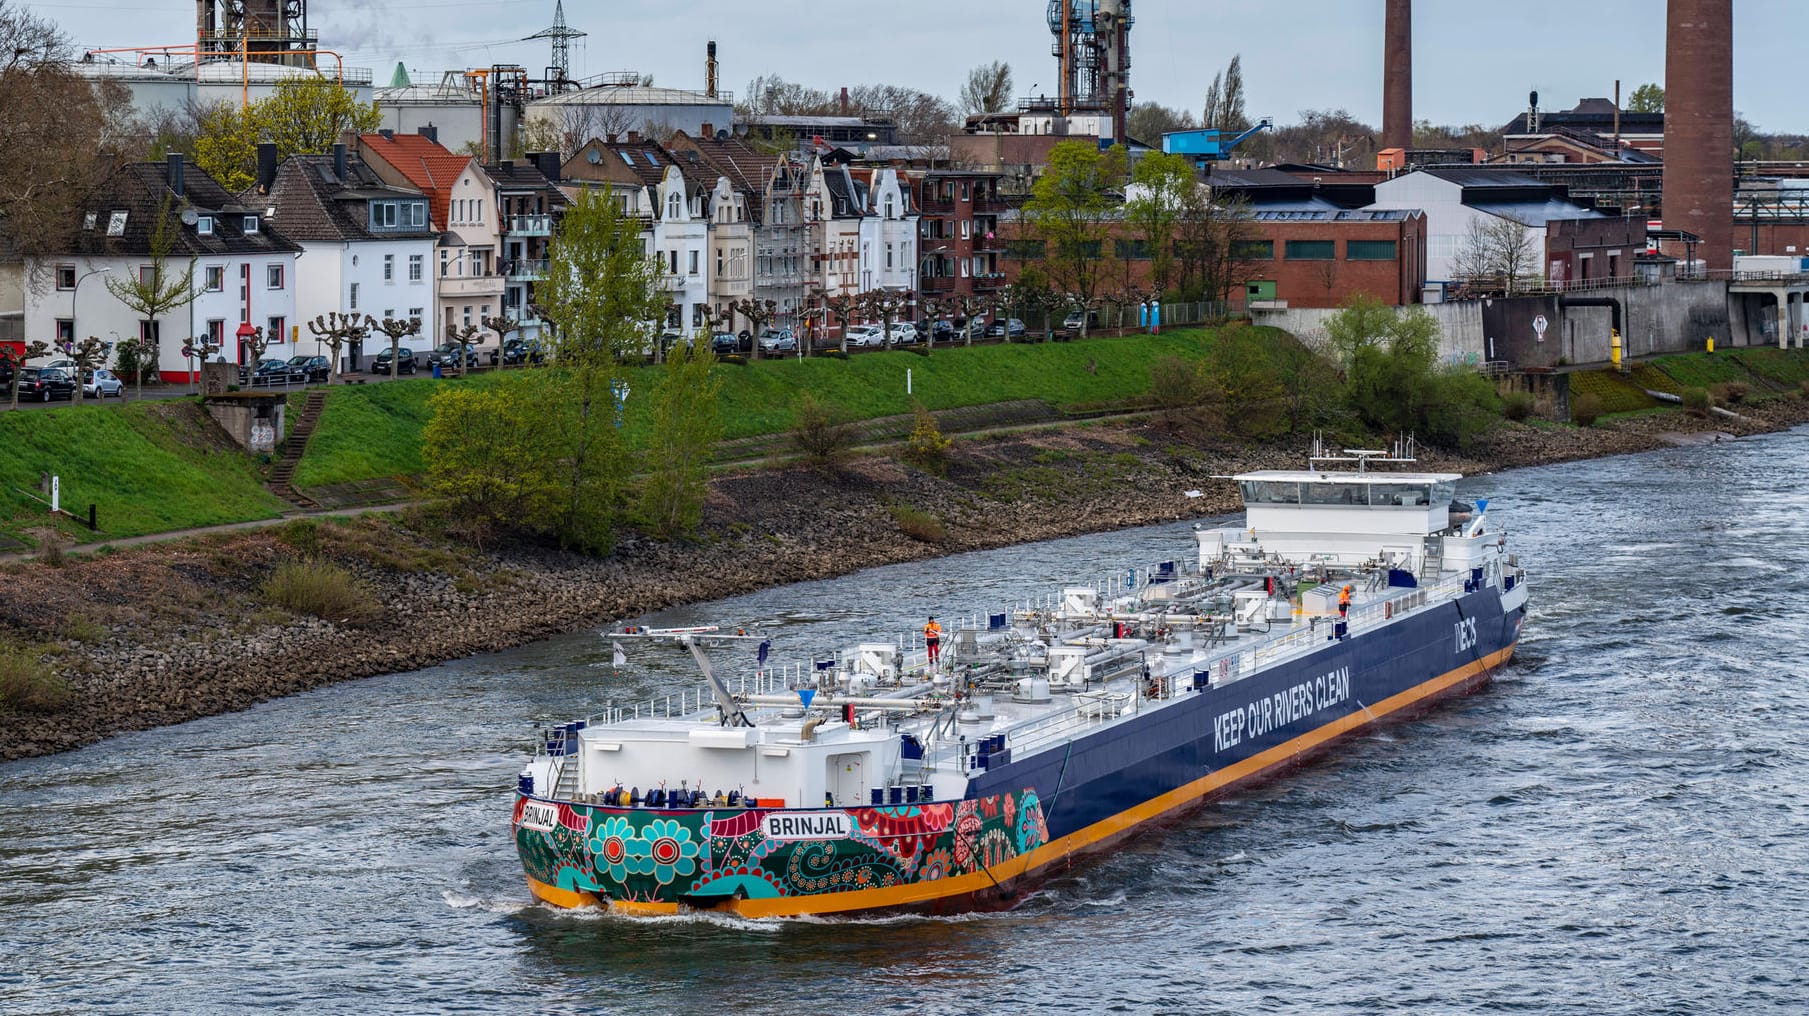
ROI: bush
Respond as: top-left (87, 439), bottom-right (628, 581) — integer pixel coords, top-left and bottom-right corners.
top-left (1501, 391), bottom-right (1535, 422)
top-left (1570, 392), bottom-right (1603, 427)
top-left (1682, 387), bottom-right (1712, 417)
top-left (902, 402), bottom-right (952, 474)
top-left (791, 393), bottom-right (855, 473)
top-left (276, 518), bottom-right (323, 556)
top-left (0, 644), bottom-right (68, 713)
top-left (889, 503), bottom-right (947, 543)
top-left (1711, 381), bottom-right (1749, 405)
top-left (261, 560), bottom-right (379, 625)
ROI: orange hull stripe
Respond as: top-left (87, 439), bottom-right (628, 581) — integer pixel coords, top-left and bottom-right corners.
top-left (536, 645), bottom-right (1516, 919)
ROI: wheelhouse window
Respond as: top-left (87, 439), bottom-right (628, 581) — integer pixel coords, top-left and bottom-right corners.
top-left (1240, 480), bottom-right (1300, 505)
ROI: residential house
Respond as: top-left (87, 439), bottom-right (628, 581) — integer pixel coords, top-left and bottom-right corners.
top-left (804, 157), bottom-right (866, 302)
top-left (664, 130), bottom-right (780, 333)
top-left (918, 169), bottom-right (1009, 302)
top-left (25, 154), bottom-right (299, 380)
top-left (483, 154), bottom-right (567, 341)
top-left (249, 143), bottom-right (438, 370)
top-left (358, 128), bottom-right (506, 351)
top-left (852, 168), bottom-right (920, 300)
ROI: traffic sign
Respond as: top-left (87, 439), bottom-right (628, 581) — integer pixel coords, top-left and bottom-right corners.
top-left (1533, 314), bottom-right (1549, 342)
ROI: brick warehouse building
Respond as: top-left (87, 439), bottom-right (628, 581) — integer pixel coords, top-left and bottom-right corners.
top-left (997, 208), bottom-right (1428, 310)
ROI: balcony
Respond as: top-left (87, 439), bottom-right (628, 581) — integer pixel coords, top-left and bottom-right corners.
top-left (973, 197), bottom-right (1009, 214)
top-left (503, 258), bottom-right (548, 282)
top-left (439, 274), bottom-right (505, 298)
top-left (922, 276), bottom-right (958, 293)
top-left (974, 272), bottom-right (1008, 291)
top-left (509, 214), bottom-right (553, 237)
top-left (921, 197), bottom-right (956, 214)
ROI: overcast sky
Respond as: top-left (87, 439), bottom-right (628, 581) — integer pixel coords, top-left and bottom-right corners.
top-left (33, 0), bottom-right (1808, 133)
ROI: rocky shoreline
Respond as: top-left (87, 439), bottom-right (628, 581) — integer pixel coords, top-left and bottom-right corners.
top-left (3, 398), bottom-right (1806, 762)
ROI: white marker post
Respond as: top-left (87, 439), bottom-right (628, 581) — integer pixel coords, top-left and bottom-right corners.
top-left (50, 476), bottom-right (59, 515)
top-left (906, 368), bottom-right (913, 396)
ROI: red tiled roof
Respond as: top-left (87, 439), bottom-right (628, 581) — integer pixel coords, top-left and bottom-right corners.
top-left (358, 133), bottom-right (471, 229)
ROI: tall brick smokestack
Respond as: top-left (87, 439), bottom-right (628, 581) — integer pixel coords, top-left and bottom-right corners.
top-left (1665, 0), bottom-right (1734, 270)
top-left (1383, 0), bottom-right (1412, 151)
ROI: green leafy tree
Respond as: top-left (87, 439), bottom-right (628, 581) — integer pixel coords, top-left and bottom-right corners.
top-left (537, 185), bottom-right (667, 551)
top-left (423, 377), bottom-right (560, 546)
top-left (1126, 151), bottom-right (1194, 298)
top-left (1024, 141), bottom-right (1127, 330)
top-left (1199, 329), bottom-right (1286, 437)
top-left (637, 338), bottom-right (723, 537)
top-left (1327, 294), bottom-right (1497, 449)
top-left (902, 402), bottom-right (952, 475)
top-left (1627, 83), bottom-right (1664, 114)
top-left (103, 196), bottom-right (198, 386)
top-left (194, 77), bottom-right (381, 192)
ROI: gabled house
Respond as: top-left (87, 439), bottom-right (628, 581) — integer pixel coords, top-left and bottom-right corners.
top-left (249, 143), bottom-right (438, 370)
top-left (26, 154), bottom-right (300, 380)
top-left (358, 129), bottom-right (506, 340)
top-left (483, 154), bottom-right (567, 341)
top-left (805, 156), bottom-right (866, 300)
top-left (852, 167), bottom-right (919, 297)
top-left (664, 131), bottom-right (778, 332)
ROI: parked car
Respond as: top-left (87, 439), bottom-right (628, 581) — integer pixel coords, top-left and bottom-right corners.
top-left (240, 357), bottom-right (298, 387)
top-left (427, 341), bottom-right (482, 369)
top-left (0, 360), bottom-right (14, 390)
top-left (888, 323), bottom-right (919, 345)
top-left (370, 347), bottom-right (417, 375)
top-left (81, 368), bottom-right (124, 398)
top-left (286, 354), bottom-right (331, 383)
top-left (844, 325), bottom-right (884, 348)
top-left (490, 338), bottom-right (547, 366)
top-left (985, 318), bottom-right (1027, 338)
top-left (756, 328), bottom-right (797, 354)
top-left (41, 357), bottom-right (76, 373)
top-left (920, 319), bottom-right (955, 341)
top-left (1062, 310), bottom-right (1098, 331)
top-left (16, 366), bottom-right (76, 402)
top-left (710, 332), bottom-right (741, 355)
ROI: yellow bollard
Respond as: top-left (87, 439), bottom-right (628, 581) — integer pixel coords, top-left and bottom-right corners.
top-left (1707, 336), bottom-right (1716, 354)
top-left (1611, 329), bottom-right (1623, 369)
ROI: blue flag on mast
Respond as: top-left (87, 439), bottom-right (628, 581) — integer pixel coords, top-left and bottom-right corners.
top-left (757, 639), bottom-right (771, 665)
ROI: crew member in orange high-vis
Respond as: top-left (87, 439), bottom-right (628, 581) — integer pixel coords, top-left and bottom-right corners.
top-left (1338, 585), bottom-right (1353, 618)
top-left (924, 617), bottom-right (943, 665)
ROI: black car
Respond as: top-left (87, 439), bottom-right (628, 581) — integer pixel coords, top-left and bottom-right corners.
top-left (489, 338), bottom-right (547, 366)
top-left (286, 354), bottom-right (331, 383)
top-left (240, 358), bottom-right (298, 387)
top-left (0, 360), bottom-right (14, 390)
top-left (427, 342), bottom-right (482, 369)
top-left (370, 347), bottom-right (417, 375)
top-left (15, 366), bottom-right (76, 402)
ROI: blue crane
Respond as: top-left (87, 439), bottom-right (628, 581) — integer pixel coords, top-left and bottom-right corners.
top-left (1160, 118), bottom-right (1274, 169)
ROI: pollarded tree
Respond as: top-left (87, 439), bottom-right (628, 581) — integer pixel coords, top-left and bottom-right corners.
top-left (447, 322), bottom-right (483, 374)
top-left (1, 340), bottom-right (51, 411)
top-left (859, 289), bottom-right (911, 351)
top-left (239, 325), bottom-right (273, 374)
top-left (306, 311), bottom-right (363, 385)
top-left (366, 315), bottom-right (421, 380)
top-left (729, 297), bottom-right (778, 360)
top-left (952, 292), bottom-right (995, 346)
top-left (482, 315), bottom-right (522, 367)
top-left (815, 289), bottom-right (859, 354)
top-left (69, 336), bottom-right (108, 406)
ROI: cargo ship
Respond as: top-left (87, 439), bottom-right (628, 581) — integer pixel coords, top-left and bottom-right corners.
top-left (512, 441), bottom-right (1529, 918)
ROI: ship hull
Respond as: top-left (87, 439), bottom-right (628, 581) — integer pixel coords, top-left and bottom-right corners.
top-left (515, 588), bottom-right (1524, 918)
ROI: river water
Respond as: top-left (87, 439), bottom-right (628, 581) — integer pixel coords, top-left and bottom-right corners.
top-left (4, 429), bottom-right (1807, 1015)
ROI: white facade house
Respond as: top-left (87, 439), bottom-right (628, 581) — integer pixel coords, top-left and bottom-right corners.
top-left (855, 168), bottom-right (919, 296)
top-left (1366, 168), bottom-right (1601, 285)
top-left (807, 158), bottom-right (865, 300)
top-left (705, 176), bottom-right (754, 324)
top-left (653, 165), bottom-right (712, 330)
top-left (253, 148), bottom-right (438, 369)
top-left (25, 156), bottom-right (299, 380)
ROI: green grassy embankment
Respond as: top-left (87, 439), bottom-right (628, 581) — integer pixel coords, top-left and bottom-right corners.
top-left (0, 400), bottom-right (288, 548)
top-left (1577, 348), bottom-right (1809, 419)
top-left (293, 328), bottom-right (1255, 490)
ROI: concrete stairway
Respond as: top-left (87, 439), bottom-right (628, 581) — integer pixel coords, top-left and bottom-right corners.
top-left (268, 390), bottom-right (327, 510)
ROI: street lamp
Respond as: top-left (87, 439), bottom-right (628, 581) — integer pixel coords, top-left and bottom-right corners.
top-left (72, 267), bottom-right (113, 350)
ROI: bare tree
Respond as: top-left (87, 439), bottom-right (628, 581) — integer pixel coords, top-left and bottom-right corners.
top-left (237, 326), bottom-right (273, 385)
top-left (104, 196), bottom-right (200, 370)
top-left (1, 340), bottom-right (50, 411)
top-left (1453, 215), bottom-right (1538, 294)
top-left (815, 289), bottom-right (859, 354)
top-left (729, 296), bottom-right (777, 360)
top-left (859, 289), bottom-right (911, 351)
top-left (306, 311), bottom-right (364, 384)
top-left (953, 292), bottom-right (995, 346)
top-left (960, 62), bottom-right (1014, 116)
top-left (1201, 55), bottom-right (1250, 132)
top-left (483, 315), bottom-right (521, 367)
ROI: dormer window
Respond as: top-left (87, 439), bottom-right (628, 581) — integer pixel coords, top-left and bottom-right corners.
top-left (106, 211), bottom-right (128, 236)
top-left (196, 215), bottom-right (214, 236)
top-left (243, 215), bottom-right (259, 234)
top-left (884, 196), bottom-right (895, 219)
top-left (83, 212), bottom-right (97, 231)
top-left (667, 193), bottom-right (681, 219)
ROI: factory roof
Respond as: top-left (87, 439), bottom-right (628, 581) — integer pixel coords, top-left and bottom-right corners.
top-left (1250, 209), bottom-right (1419, 222)
top-left (528, 85), bottom-right (730, 108)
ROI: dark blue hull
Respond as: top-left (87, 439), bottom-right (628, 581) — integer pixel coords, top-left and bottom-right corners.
top-left (970, 588), bottom-right (1525, 846)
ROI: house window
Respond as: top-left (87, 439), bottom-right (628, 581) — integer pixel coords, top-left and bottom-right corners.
top-left (1114, 239), bottom-right (1152, 260)
top-left (1233, 240), bottom-right (1275, 261)
top-left (139, 320), bottom-right (160, 344)
top-left (267, 263), bottom-right (284, 289)
top-left (83, 212), bottom-right (97, 231)
top-left (267, 316), bottom-right (286, 343)
top-left (1284, 240), bottom-right (1335, 260)
top-left (55, 319), bottom-right (74, 344)
top-left (960, 220), bottom-right (970, 240)
top-left (689, 250), bottom-right (699, 275)
top-left (197, 215), bottom-right (213, 236)
top-left (409, 307), bottom-right (424, 320)
top-left (440, 250), bottom-right (451, 278)
top-left (205, 266), bottom-right (224, 292)
top-left (243, 215), bottom-right (259, 234)
top-left (55, 265), bottom-right (76, 290)
top-left (373, 202), bottom-right (398, 229)
top-left (383, 254), bottom-right (394, 281)
top-left (716, 247), bottom-right (725, 277)
top-left (408, 254), bottom-right (424, 281)
top-left (886, 243), bottom-right (894, 269)
top-left (107, 211), bottom-right (128, 236)
top-left (349, 282), bottom-right (360, 309)
top-left (1346, 240), bottom-right (1398, 261)
top-left (207, 320), bottom-right (225, 346)
top-left (884, 196), bottom-right (895, 219)
top-left (409, 203), bottom-right (426, 227)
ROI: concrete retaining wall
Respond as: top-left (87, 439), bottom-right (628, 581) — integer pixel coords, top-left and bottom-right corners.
top-left (1250, 301), bottom-right (1487, 365)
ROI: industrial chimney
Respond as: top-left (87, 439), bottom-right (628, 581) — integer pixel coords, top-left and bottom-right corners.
top-left (1664, 0), bottom-right (1734, 271)
top-left (706, 40), bottom-right (718, 100)
top-left (1382, 0), bottom-right (1412, 152)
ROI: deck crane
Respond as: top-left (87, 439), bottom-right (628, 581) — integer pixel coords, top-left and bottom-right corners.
top-left (1160, 118), bottom-right (1274, 169)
